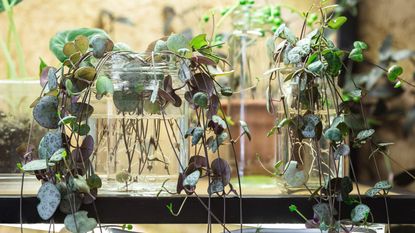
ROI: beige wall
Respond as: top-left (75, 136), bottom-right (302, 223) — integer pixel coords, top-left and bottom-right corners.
top-left (357, 0), bottom-right (415, 186)
top-left (0, 0), bottom-right (312, 79)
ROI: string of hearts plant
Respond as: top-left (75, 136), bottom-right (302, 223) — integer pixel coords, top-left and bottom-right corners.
top-left (265, 2), bottom-right (414, 233)
top-left (20, 27), bottom-right (247, 232)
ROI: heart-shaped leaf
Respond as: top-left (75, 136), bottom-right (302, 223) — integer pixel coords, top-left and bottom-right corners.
top-left (307, 60), bottom-right (324, 74)
top-left (211, 158), bottom-right (231, 185)
top-left (324, 128), bottom-right (342, 142)
top-left (113, 91), bottom-right (139, 112)
top-left (63, 42), bottom-right (78, 57)
top-left (68, 102), bottom-right (94, 121)
top-left (208, 179), bottom-right (224, 194)
top-left (37, 182), bottom-right (61, 220)
top-left (353, 41), bottom-right (368, 50)
top-left (72, 135), bottom-right (94, 162)
top-left (313, 203), bottom-right (331, 224)
top-left (38, 131), bottom-right (63, 159)
top-left (64, 211), bottom-right (97, 233)
top-left (69, 176), bottom-right (90, 193)
top-left (334, 144), bottom-right (350, 160)
top-left (220, 86), bottom-right (233, 97)
top-left (284, 161), bottom-right (308, 187)
top-left (167, 34), bottom-right (191, 57)
top-left (90, 35), bottom-right (114, 58)
top-left (47, 67), bottom-right (58, 90)
top-left (49, 148), bottom-right (67, 162)
top-left (351, 204), bottom-right (370, 223)
top-left (183, 170), bottom-right (200, 187)
top-left (154, 40), bottom-right (168, 52)
top-left (328, 16), bottom-right (347, 30)
top-left (86, 174), bottom-right (102, 189)
top-left (75, 66), bottom-right (96, 81)
top-left (356, 129), bottom-right (375, 141)
top-left (74, 35), bottom-right (89, 54)
top-left (191, 127), bottom-right (204, 145)
top-left (208, 115), bottom-right (227, 135)
top-left (387, 65), bottom-right (403, 82)
top-left (22, 159), bottom-right (48, 172)
top-left (190, 34), bottom-right (209, 50)
top-left (349, 48), bottom-right (363, 62)
top-left (209, 132), bottom-right (228, 153)
top-left (192, 92), bottom-right (208, 108)
top-left (96, 75), bottom-right (114, 96)
top-left (33, 96), bottom-right (59, 129)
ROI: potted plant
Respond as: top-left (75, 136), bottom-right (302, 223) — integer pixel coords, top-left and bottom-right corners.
top-left (265, 1), bottom-right (412, 232)
top-left (20, 25), bottom-right (249, 232)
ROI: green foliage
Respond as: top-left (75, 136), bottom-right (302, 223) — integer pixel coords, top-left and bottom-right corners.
top-left (49, 28), bottom-right (109, 62)
top-left (387, 65), bottom-right (403, 82)
top-left (328, 16), bottom-right (347, 29)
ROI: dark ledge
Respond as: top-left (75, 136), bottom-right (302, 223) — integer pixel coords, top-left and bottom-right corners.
top-left (0, 195), bottom-right (414, 224)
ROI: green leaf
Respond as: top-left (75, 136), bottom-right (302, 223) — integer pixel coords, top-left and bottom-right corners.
top-left (323, 49), bottom-right (342, 76)
top-left (39, 58), bottom-right (48, 76)
top-left (328, 16), bottom-right (347, 30)
top-left (37, 182), bottom-right (61, 220)
top-left (324, 128), bottom-right (342, 141)
top-left (49, 148), bottom-right (67, 163)
top-left (192, 92), bottom-right (208, 108)
top-left (154, 40), bottom-right (168, 53)
top-left (349, 48), bottom-right (363, 62)
top-left (0, 0), bottom-right (22, 12)
top-left (347, 89), bottom-right (362, 98)
top-left (71, 176), bottom-right (90, 193)
top-left (166, 34), bottom-right (191, 57)
top-left (334, 144), bottom-right (350, 159)
top-left (353, 41), bottom-right (368, 50)
top-left (22, 159), bottom-right (48, 172)
top-left (86, 174), bottom-right (102, 189)
top-left (374, 180), bottom-right (392, 190)
top-left (96, 75), bottom-right (114, 96)
top-left (351, 204), bottom-right (370, 223)
top-left (394, 81), bottom-right (402, 88)
top-left (284, 161), bottom-right (308, 187)
top-left (50, 28), bottom-right (109, 62)
top-left (183, 170), bottom-right (200, 187)
top-left (313, 203), bottom-right (331, 224)
top-left (307, 60), bottom-right (324, 74)
top-left (356, 129), bottom-right (375, 141)
top-left (387, 65), bottom-right (403, 82)
top-left (267, 125), bottom-right (278, 137)
top-left (191, 127), bottom-right (204, 145)
top-left (190, 34), bottom-right (209, 50)
top-left (220, 86), bottom-right (233, 97)
top-left (240, 120), bottom-right (251, 141)
top-left (64, 211), bottom-right (97, 233)
top-left (277, 118), bottom-right (291, 129)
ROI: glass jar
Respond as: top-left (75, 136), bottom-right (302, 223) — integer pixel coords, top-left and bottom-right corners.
top-left (90, 52), bottom-right (188, 195)
top-left (275, 73), bottom-right (345, 193)
top-left (223, 5), bottom-right (278, 178)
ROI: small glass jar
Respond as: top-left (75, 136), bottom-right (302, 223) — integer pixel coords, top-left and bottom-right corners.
top-left (90, 52), bottom-right (188, 195)
top-left (275, 73), bottom-right (345, 193)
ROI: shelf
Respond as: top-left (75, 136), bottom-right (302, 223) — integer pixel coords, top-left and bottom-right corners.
top-left (1, 195), bottom-right (414, 224)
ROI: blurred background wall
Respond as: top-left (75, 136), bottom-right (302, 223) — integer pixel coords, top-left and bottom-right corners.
top-left (0, 0), bottom-right (310, 77)
top-left (1, 0), bottom-right (415, 190)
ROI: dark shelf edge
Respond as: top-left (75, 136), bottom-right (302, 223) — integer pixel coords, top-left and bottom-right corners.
top-left (1, 195), bottom-right (414, 224)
